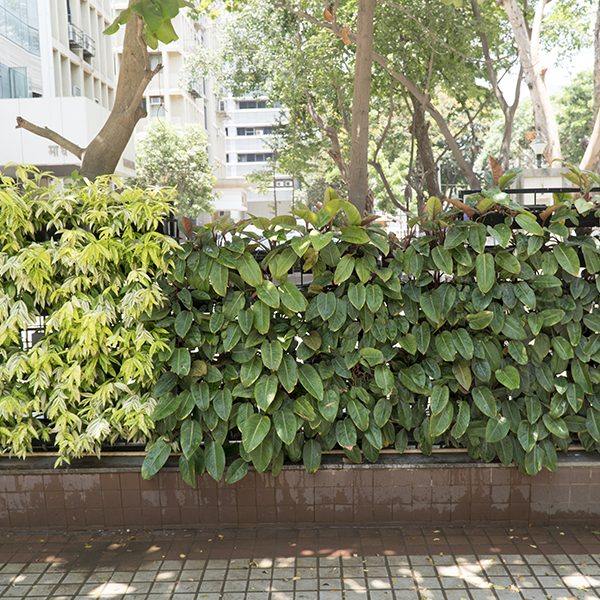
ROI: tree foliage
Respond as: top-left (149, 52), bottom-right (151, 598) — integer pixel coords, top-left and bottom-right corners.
top-left (6, 164), bottom-right (600, 478)
top-left (0, 167), bottom-right (176, 463)
top-left (131, 119), bottom-right (217, 217)
top-left (139, 166), bottom-right (600, 481)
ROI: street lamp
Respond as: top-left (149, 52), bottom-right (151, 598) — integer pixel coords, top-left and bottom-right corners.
top-left (529, 134), bottom-right (547, 169)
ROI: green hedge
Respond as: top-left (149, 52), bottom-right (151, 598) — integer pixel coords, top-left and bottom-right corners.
top-left (142, 169), bottom-right (600, 484)
top-left (4, 165), bottom-right (600, 484)
top-left (0, 167), bottom-right (175, 463)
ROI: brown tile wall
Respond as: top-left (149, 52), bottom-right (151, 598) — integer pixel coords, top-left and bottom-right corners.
top-left (1, 464), bottom-right (599, 530)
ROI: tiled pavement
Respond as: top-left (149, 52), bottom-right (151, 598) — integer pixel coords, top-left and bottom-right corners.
top-left (1, 526), bottom-right (600, 599)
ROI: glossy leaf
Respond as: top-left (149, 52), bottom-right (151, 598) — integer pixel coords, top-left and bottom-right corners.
top-left (142, 439), bottom-right (171, 479)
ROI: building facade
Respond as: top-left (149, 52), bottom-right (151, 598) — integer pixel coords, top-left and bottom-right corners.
top-left (220, 95), bottom-right (294, 219)
top-left (0, 0), bottom-right (135, 177)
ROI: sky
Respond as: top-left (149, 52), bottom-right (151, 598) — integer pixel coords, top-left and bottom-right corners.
top-left (501, 34), bottom-right (595, 104)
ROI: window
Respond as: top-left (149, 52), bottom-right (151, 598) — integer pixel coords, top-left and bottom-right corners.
top-left (237, 126), bottom-right (272, 136)
top-left (237, 153), bottom-right (273, 163)
top-left (0, 63), bottom-right (28, 98)
top-left (149, 53), bottom-right (161, 70)
top-left (149, 96), bottom-right (165, 117)
top-left (0, 0), bottom-right (40, 55)
top-left (237, 100), bottom-right (268, 109)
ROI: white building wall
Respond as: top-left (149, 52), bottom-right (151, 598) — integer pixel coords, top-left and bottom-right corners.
top-left (0, 0), bottom-right (134, 176)
top-left (220, 96), bottom-right (294, 218)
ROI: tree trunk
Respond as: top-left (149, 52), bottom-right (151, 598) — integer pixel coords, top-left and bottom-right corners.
top-left (410, 93), bottom-right (441, 199)
top-left (500, 0), bottom-right (562, 163)
top-left (278, 2), bottom-right (480, 189)
top-left (583, 0), bottom-right (600, 172)
top-left (348, 0), bottom-right (376, 215)
top-left (79, 11), bottom-right (151, 179)
top-left (472, 0), bottom-right (520, 171)
top-left (594, 0), bottom-right (600, 120)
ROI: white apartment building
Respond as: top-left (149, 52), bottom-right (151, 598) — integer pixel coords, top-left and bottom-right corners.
top-left (220, 95), bottom-right (294, 219)
top-left (0, 0), bottom-right (135, 177)
top-left (111, 3), bottom-right (228, 222)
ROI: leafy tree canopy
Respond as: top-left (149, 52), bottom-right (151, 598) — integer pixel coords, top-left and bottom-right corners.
top-left (131, 119), bottom-right (217, 218)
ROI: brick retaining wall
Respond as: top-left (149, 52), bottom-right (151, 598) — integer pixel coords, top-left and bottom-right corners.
top-left (1, 453), bottom-right (599, 530)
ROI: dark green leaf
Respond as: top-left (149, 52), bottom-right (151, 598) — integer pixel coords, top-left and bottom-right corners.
top-left (154, 371), bottom-right (178, 398)
top-left (472, 387), bottom-right (497, 418)
top-left (242, 414), bottom-right (271, 452)
top-left (334, 255), bottom-right (355, 284)
top-left (141, 439), bottom-right (171, 479)
top-left (152, 393), bottom-right (182, 421)
top-left (485, 416), bottom-right (510, 443)
top-left (554, 243), bottom-right (580, 276)
top-left (279, 281), bottom-right (307, 312)
top-left (429, 403), bottom-right (454, 436)
top-left (336, 418), bottom-right (357, 449)
top-left (430, 385), bottom-right (449, 416)
top-left (256, 281), bottom-right (280, 308)
top-left (278, 354), bottom-right (298, 393)
top-left (298, 364), bottom-right (324, 400)
top-left (451, 401), bottom-right (471, 438)
top-left (225, 458), bottom-right (249, 484)
top-left (180, 419), bottom-right (203, 459)
top-left (175, 310), bottom-right (193, 338)
top-left (348, 398), bottom-right (370, 431)
top-left (273, 409), bottom-right (298, 444)
top-left (204, 440), bottom-right (226, 481)
top-left (302, 439), bottom-right (322, 473)
top-left (495, 365), bottom-right (520, 390)
top-left (432, 246), bottom-right (453, 274)
top-left (254, 374), bottom-right (278, 411)
top-left (476, 253), bottom-right (495, 294)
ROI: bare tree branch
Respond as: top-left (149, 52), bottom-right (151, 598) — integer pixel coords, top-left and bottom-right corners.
top-left (128, 62), bottom-right (163, 120)
top-left (15, 117), bottom-right (84, 159)
top-left (304, 93), bottom-right (350, 181)
top-left (333, 82), bottom-right (351, 133)
top-left (369, 158), bottom-right (409, 213)
top-left (373, 78), bottom-right (395, 163)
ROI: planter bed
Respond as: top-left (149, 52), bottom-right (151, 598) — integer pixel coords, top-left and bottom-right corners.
top-left (1, 452), bottom-right (599, 531)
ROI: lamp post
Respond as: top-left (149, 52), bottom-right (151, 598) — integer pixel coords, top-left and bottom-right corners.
top-left (529, 134), bottom-right (547, 169)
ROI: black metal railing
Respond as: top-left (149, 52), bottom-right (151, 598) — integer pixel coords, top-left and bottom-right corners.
top-left (459, 186), bottom-right (600, 205)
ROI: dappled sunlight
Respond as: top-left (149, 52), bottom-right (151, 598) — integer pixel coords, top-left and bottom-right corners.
top-left (154, 571), bottom-right (176, 580)
top-left (86, 582), bottom-right (136, 597)
top-left (369, 578), bottom-right (392, 589)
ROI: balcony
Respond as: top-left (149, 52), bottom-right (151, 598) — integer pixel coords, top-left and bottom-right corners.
top-left (68, 23), bottom-right (83, 49)
top-left (189, 81), bottom-right (202, 99)
top-left (82, 32), bottom-right (95, 57)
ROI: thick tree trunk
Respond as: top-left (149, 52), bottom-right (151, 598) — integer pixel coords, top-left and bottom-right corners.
top-left (410, 93), bottom-right (441, 199)
top-left (583, 0), bottom-right (600, 172)
top-left (500, 0), bottom-right (562, 164)
top-left (348, 0), bottom-right (376, 216)
top-left (595, 0), bottom-right (600, 120)
top-left (79, 11), bottom-right (151, 179)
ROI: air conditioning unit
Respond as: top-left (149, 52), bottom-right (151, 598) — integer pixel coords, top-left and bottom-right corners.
top-left (82, 33), bottom-right (95, 57)
top-left (284, 181), bottom-right (293, 187)
top-left (276, 181), bottom-right (284, 187)
top-left (149, 96), bottom-right (163, 105)
top-left (255, 129), bottom-right (263, 136)
top-left (72, 85), bottom-right (81, 96)
top-left (68, 23), bottom-right (83, 48)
